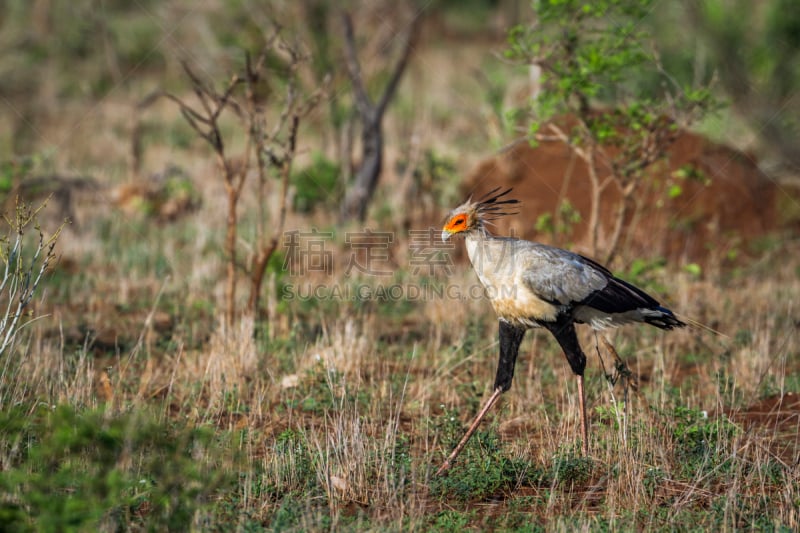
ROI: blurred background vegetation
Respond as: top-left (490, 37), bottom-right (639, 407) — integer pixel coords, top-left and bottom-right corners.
top-left (1, 0), bottom-right (798, 169)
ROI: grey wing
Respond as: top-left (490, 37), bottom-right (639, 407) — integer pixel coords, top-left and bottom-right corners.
top-left (520, 245), bottom-right (609, 305)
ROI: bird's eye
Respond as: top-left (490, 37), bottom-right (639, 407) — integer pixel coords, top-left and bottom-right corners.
top-left (444, 214), bottom-right (468, 232)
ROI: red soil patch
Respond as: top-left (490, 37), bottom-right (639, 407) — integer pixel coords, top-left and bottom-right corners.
top-left (462, 130), bottom-right (778, 266)
top-left (729, 393), bottom-right (800, 462)
top-left (733, 393), bottom-right (800, 435)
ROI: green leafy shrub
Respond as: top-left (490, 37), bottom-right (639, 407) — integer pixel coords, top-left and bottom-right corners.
top-left (0, 405), bottom-right (228, 531)
top-left (292, 153), bottom-right (341, 213)
top-left (672, 405), bottom-right (739, 471)
top-left (433, 410), bottom-right (539, 501)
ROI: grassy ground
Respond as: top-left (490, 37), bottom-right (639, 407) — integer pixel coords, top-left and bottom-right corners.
top-left (1, 4), bottom-right (799, 531)
top-left (2, 166), bottom-right (798, 530)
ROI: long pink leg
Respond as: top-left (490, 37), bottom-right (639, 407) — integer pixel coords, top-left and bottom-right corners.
top-left (436, 387), bottom-right (504, 476)
top-left (577, 374), bottom-right (589, 455)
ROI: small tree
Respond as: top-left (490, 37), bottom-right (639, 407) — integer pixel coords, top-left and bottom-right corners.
top-left (507, 0), bottom-right (715, 263)
top-left (339, 10), bottom-right (421, 222)
top-left (683, 0), bottom-right (800, 173)
top-left (164, 34), bottom-right (323, 324)
top-left (0, 198), bottom-right (61, 361)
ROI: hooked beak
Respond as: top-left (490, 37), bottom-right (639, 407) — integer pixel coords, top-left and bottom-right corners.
top-left (441, 230), bottom-right (451, 242)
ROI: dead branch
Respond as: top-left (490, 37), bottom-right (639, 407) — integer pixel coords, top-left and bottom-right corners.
top-left (245, 38), bottom-right (326, 318)
top-left (248, 115), bottom-right (300, 315)
top-left (342, 13), bottom-right (372, 120)
top-left (339, 10), bottom-right (422, 222)
top-left (131, 90), bottom-right (164, 180)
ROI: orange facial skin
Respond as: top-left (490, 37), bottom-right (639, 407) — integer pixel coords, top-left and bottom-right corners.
top-left (443, 213), bottom-right (469, 234)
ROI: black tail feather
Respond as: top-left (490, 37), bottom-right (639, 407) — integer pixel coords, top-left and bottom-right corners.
top-left (578, 272), bottom-right (686, 331)
top-left (643, 306), bottom-right (686, 330)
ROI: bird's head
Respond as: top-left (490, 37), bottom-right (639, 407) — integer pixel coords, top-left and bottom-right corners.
top-left (442, 187), bottom-right (520, 241)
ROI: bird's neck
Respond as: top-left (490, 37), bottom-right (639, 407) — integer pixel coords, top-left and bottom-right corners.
top-left (464, 229), bottom-right (510, 271)
top-left (464, 227), bottom-right (488, 251)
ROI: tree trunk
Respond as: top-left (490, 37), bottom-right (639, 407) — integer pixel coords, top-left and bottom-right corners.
top-left (340, 119), bottom-right (382, 222)
top-left (225, 186), bottom-right (238, 326)
top-left (338, 11), bottom-right (420, 223)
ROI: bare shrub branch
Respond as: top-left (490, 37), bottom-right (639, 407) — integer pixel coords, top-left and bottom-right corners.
top-left (163, 31), bottom-right (324, 324)
top-left (0, 197), bottom-right (62, 358)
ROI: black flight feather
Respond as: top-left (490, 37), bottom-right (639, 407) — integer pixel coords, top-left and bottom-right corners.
top-left (572, 254), bottom-right (685, 330)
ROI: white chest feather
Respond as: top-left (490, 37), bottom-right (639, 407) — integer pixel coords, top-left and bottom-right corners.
top-left (465, 235), bottom-right (558, 324)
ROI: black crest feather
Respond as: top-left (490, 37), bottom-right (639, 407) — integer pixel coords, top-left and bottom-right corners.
top-left (475, 187), bottom-right (520, 220)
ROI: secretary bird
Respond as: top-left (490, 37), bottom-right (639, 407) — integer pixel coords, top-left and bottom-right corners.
top-left (437, 187), bottom-right (685, 475)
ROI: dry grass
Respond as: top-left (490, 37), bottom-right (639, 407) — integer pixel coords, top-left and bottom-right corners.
top-left (3, 194), bottom-right (797, 529)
